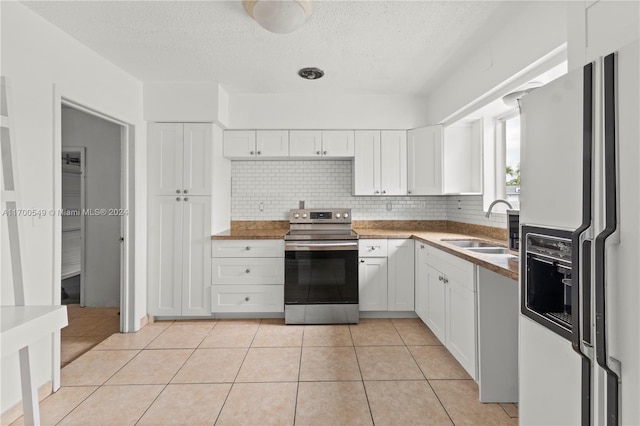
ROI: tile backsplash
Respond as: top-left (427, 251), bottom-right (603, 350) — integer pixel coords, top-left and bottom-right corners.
top-left (230, 160), bottom-right (506, 227)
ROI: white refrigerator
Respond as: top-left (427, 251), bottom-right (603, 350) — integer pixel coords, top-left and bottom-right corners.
top-left (518, 39), bottom-right (639, 426)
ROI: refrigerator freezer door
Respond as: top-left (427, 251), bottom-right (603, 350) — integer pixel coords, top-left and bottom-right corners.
top-left (519, 67), bottom-right (584, 230)
top-left (519, 317), bottom-right (582, 425)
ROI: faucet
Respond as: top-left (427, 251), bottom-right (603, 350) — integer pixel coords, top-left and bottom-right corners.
top-left (486, 199), bottom-right (513, 218)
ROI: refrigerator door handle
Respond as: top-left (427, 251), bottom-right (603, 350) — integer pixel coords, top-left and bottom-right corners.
top-left (570, 61), bottom-right (594, 426)
top-left (594, 51), bottom-right (620, 426)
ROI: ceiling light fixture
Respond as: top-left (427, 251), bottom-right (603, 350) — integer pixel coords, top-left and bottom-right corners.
top-left (298, 67), bottom-right (324, 80)
top-left (243, 0), bottom-right (313, 34)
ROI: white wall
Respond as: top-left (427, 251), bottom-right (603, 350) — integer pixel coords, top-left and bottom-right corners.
top-left (228, 94), bottom-right (429, 129)
top-left (143, 82), bottom-right (229, 127)
top-left (424, 1), bottom-right (568, 125)
top-left (0, 2), bottom-right (146, 414)
top-left (62, 107), bottom-right (122, 307)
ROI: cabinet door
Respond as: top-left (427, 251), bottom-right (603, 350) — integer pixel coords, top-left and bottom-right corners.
top-left (380, 131), bottom-right (407, 195)
top-left (148, 196), bottom-right (183, 316)
top-left (149, 123), bottom-right (183, 196)
top-left (183, 123), bottom-right (212, 196)
top-left (353, 131), bottom-right (380, 196)
top-left (256, 130), bottom-right (289, 158)
top-left (322, 130), bottom-right (355, 157)
top-left (414, 243), bottom-right (429, 321)
top-left (290, 130), bottom-right (322, 158)
top-left (387, 239), bottom-right (414, 311)
top-left (425, 264), bottom-right (446, 344)
top-left (407, 125), bottom-right (443, 195)
top-left (359, 257), bottom-right (388, 311)
top-left (181, 196), bottom-right (212, 316)
top-left (446, 278), bottom-right (477, 379)
top-left (223, 130), bottom-right (256, 158)
top-left (442, 121), bottom-right (482, 194)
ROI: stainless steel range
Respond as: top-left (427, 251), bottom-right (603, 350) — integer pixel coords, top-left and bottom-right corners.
top-left (284, 208), bottom-right (359, 324)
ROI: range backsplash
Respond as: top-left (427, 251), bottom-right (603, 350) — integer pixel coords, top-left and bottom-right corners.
top-left (230, 160), bottom-right (506, 227)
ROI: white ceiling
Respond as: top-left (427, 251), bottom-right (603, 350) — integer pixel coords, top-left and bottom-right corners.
top-left (23, 1), bottom-right (519, 95)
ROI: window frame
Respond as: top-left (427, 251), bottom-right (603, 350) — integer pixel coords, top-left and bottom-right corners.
top-left (495, 108), bottom-right (521, 209)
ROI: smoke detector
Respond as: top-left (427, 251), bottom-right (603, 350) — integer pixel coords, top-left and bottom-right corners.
top-left (298, 67), bottom-right (324, 80)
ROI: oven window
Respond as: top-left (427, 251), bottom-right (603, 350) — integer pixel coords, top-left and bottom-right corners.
top-left (285, 250), bottom-right (358, 304)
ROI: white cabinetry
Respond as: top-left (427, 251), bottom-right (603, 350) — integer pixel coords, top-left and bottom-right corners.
top-left (211, 240), bottom-right (284, 313)
top-left (148, 122), bottom-right (212, 316)
top-left (359, 239), bottom-right (414, 312)
top-left (223, 130), bottom-right (289, 159)
top-left (415, 242), bottom-right (477, 379)
top-left (387, 239), bottom-right (414, 311)
top-left (407, 125), bottom-right (443, 195)
top-left (149, 123), bottom-right (212, 196)
top-left (407, 123), bottom-right (482, 195)
top-left (443, 120), bottom-right (483, 194)
top-left (354, 130), bottom-right (407, 196)
top-left (290, 130), bottom-right (354, 158)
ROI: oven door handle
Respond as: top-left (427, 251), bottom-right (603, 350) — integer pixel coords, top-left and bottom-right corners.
top-left (285, 241), bottom-right (359, 251)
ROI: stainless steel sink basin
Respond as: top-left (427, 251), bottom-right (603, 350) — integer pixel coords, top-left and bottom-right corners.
top-left (466, 247), bottom-right (512, 254)
top-left (443, 239), bottom-right (498, 248)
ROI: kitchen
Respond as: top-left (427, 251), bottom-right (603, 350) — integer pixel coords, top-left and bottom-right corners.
top-left (1, 1), bottom-right (638, 425)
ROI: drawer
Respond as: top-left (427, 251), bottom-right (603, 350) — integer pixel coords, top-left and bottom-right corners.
top-left (358, 239), bottom-right (388, 257)
top-left (426, 245), bottom-right (476, 292)
top-left (212, 258), bottom-right (284, 285)
top-left (212, 240), bottom-right (284, 258)
top-left (211, 285), bottom-right (284, 313)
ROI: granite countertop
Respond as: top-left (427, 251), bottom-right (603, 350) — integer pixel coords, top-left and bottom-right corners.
top-left (355, 228), bottom-right (518, 280)
top-left (212, 221), bottom-right (518, 280)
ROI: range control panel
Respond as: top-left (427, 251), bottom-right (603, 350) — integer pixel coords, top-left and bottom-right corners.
top-left (289, 209), bottom-right (352, 224)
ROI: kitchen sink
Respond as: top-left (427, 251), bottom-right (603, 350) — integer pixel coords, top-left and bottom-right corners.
top-left (443, 239), bottom-right (498, 248)
top-left (466, 247), bottom-right (512, 254)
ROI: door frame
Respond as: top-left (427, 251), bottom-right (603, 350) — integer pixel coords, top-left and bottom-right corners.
top-left (61, 146), bottom-right (86, 305)
top-left (53, 89), bottom-right (136, 333)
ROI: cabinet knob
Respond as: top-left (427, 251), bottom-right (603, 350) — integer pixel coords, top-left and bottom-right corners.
top-left (250, 151), bottom-right (255, 155)
top-left (420, 245), bottom-right (425, 249)
top-left (323, 150), bottom-right (327, 155)
top-left (176, 189), bottom-right (181, 194)
top-left (408, 190), bottom-right (412, 194)
top-left (439, 275), bottom-right (443, 281)
top-left (183, 189), bottom-right (188, 194)
top-left (245, 246), bottom-right (251, 251)
top-left (444, 278), bottom-right (449, 284)
top-left (176, 197), bottom-right (181, 201)
top-left (257, 151), bottom-right (261, 155)
top-left (316, 151), bottom-right (321, 155)
top-left (382, 190), bottom-right (386, 194)
top-left (184, 197), bottom-right (189, 202)
top-left (245, 296), bottom-right (250, 302)
top-left (245, 269), bottom-right (251, 274)
top-left (374, 190), bottom-right (380, 194)
top-left (370, 246), bottom-right (376, 251)
top-left (360, 259), bottom-right (365, 263)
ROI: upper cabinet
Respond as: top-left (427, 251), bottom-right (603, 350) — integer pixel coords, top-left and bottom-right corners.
top-left (353, 130), bottom-right (407, 196)
top-left (407, 125), bottom-right (443, 195)
top-left (407, 122), bottom-right (483, 196)
top-left (149, 123), bottom-right (212, 196)
top-left (443, 120), bottom-right (483, 194)
top-left (290, 130), bottom-right (354, 158)
top-left (223, 130), bottom-right (288, 159)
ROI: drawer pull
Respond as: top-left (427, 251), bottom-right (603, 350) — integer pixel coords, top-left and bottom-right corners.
top-left (245, 246), bottom-right (251, 251)
top-left (245, 269), bottom-right (251, 274)
top-left (370, 246), bottom-right (376, 251)
top-left (444, 278), bottom-right (449, 284)
top-left (439, 275), bottom-right (443, 281)
top-left (245, 296), bottom-right (250, 302)
top-left (360, 259), bottom-right (365, 263)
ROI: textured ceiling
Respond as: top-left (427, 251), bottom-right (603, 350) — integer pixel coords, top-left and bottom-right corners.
top-left (23, 1), bottom-right (516, 95)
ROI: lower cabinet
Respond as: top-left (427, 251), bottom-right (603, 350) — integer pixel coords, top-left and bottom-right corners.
top-left (148, 195), bottom-right (211, 317)
top-left (211, 239), bottom-right (284, 313)
top-left (359, 239), bottom-right (415, 312)
top-left (415, 242), bottom-right (477, 379)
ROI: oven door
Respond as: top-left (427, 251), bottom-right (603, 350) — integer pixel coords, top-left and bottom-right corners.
top-left (285, 240), bottom-right (359, 305)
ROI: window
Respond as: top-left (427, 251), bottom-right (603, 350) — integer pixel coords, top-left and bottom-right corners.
top-left (496, 110), bottom-right (521, 209)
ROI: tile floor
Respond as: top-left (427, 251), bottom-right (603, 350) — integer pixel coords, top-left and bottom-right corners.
top-left (14, 318), bottom-right (518, 425)
top-left (61, 305), bottom-right (121, 368)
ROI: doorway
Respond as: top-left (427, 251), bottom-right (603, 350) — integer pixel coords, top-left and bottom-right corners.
top-left (61, 105), bottom-right (123, 309)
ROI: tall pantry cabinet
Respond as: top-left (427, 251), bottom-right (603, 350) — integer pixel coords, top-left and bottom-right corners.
top-left (148, 123), bottom-right (212, 316)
